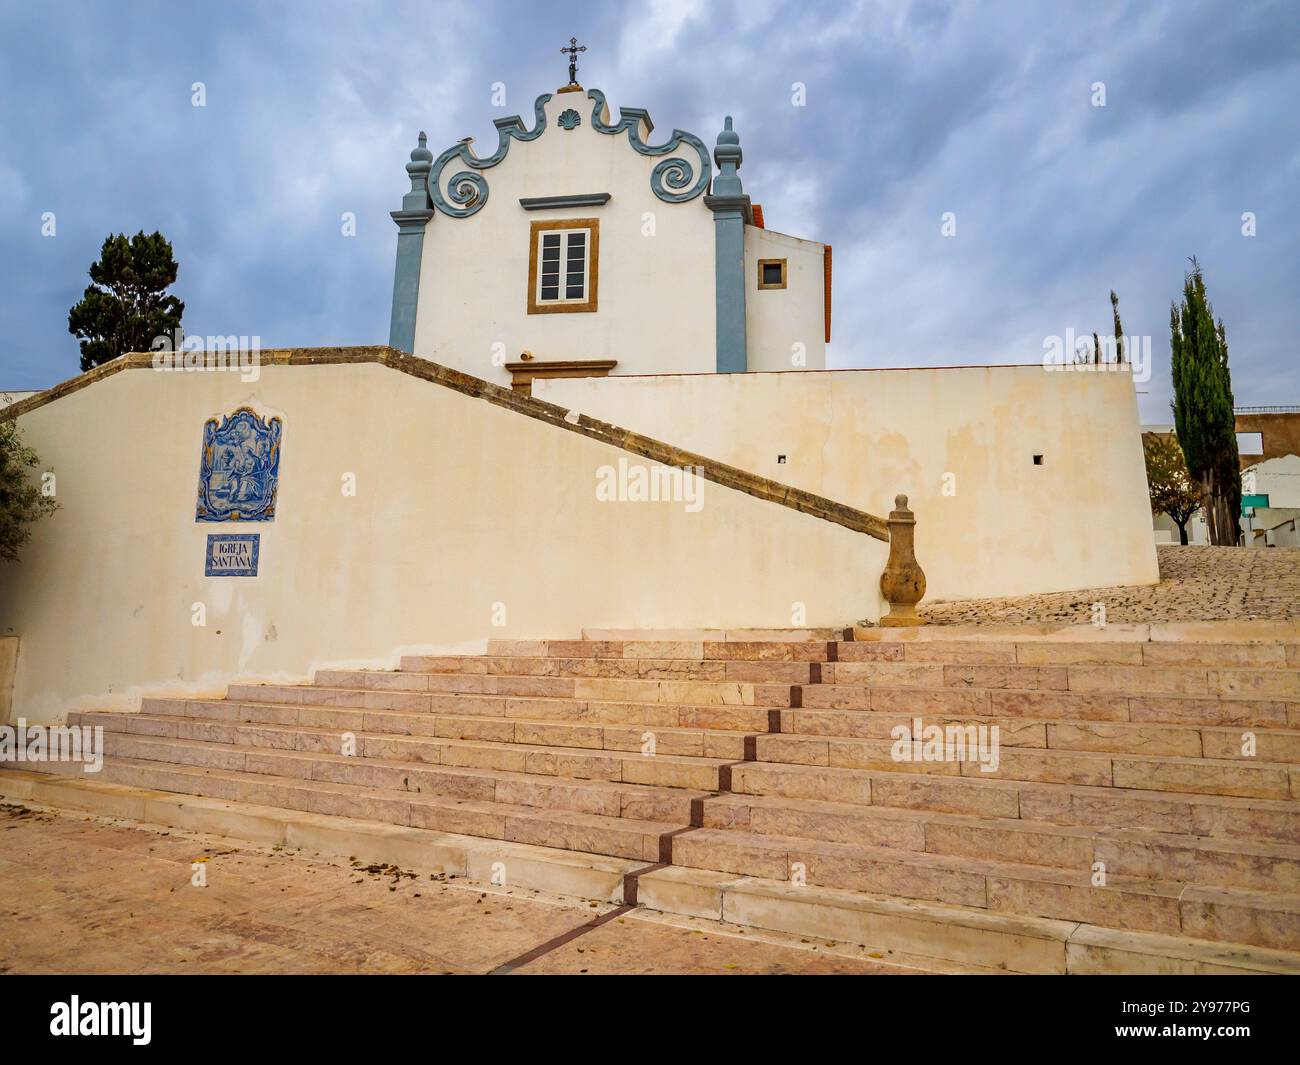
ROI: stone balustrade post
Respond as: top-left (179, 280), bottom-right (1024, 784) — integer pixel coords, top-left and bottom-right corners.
top-left (879, 494), bottom-right (926, 627)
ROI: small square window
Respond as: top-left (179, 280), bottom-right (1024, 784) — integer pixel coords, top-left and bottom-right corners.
top-left (758, 258), bottom-right (787, 290)
top-left (528, 219), bottom-right (599, 314)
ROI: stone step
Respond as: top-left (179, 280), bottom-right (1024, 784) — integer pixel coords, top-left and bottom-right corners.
top-left (820, 660), bottom-right (1300, 698)
top-left (699, 792), bottom-right (1300, 893)
top-left (85, 740), bottom-right (705, 823)
top-left (780, 707), bottom-right (1300, 760)
top-left (145, 690), bottom-right (776, 733)
top-left (666, 828), bottom-right (1300, 950)
top-left (78, 707), bottom-right (755, 761)
top-left (635, 863), bottom-right (1300, 975)
top-left (835, 639), bottom-right (1300, 669)
top-left (96, 729), bottom-right (730, 799)
top-left (7, 766), bottom-right (1297, 974)
top-left (798, 684), bottom-right (1299, 728)
top-left (81, 756), bottom-right (683, 862)
top-left (388, 655), bottom-right (818, 683)
top-left (488, 635), bottom-right (837, 658)
top-left (727, 761), bottom-right (1300, 843)
top-left (232, 675), bottom-right (796, 708)
top-left (751, 734), bottom-right (1297, 794)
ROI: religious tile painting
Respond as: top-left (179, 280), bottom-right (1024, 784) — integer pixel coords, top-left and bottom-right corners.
top-left (195, 407), bottom-right (282, 522)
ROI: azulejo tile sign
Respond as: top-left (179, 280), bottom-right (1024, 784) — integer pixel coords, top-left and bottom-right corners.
top-left (196, 408), bottom-right (282, 522)
top-left (205, 534), bottom-right (260, 577)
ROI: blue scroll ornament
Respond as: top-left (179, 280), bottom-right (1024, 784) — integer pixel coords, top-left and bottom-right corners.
top-left (425, 90), bottom-right (712, 218)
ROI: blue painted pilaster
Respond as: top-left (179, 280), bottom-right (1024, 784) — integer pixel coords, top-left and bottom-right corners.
top-left (704, 117), bottom-right (751, 373)
top-left (388, 132), bottom-right (434, 353)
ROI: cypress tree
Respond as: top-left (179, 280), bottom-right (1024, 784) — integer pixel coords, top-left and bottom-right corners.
top-left (1110, 289), bottom-right (1125, 363)
top-left (1170, 259), bottom-right (1240, 545)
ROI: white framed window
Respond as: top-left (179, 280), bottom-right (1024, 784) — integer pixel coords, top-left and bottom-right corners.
top-left (528, 218), bottom-right (599, 314)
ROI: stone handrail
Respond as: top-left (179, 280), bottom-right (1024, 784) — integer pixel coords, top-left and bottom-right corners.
top-left (1, 346), bottom-right (892, 542)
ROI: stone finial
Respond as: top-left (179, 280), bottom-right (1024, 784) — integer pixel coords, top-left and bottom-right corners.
top-left (879, 494), bottom-right (927, 627)
top-left (712, 116), bottom-right (744, 197)
top-left (401, 132), bottom-right (434, 211)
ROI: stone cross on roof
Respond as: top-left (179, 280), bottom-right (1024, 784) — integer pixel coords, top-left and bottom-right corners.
top-left (561, 37), bottom-right (586, 86)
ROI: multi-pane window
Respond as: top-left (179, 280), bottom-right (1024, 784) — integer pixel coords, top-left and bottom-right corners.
top-left (539, 229), bottom-right (587, 302)
top-left (528, 219), bottom-right (599, 313)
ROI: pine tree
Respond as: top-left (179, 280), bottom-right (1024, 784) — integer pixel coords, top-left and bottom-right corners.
top-left (67, 231), bottom-right (184, 371)
top-left (1170, 258), bottom-right (1240, 546)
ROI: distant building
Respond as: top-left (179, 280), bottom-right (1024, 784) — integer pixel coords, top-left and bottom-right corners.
top-left (1145, 408), bottom-right (1300, 545)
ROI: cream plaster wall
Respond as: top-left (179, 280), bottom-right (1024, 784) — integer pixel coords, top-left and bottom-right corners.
top-left (413, 92), bottom-right (718, 384)
top-left (744, 227), bottom-right (827, 371)
top-left (539, 365), bottom-right (1160, 602)
top-left (0, 363), bottom-right (887, 724)
top-left (0, 637), bottom-right (17, 726)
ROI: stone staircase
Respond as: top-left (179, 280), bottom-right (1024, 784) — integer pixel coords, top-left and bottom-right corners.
top-left (31, 629), bottom-right (1300, 969)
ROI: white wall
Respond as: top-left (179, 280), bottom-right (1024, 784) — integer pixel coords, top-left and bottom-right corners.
top-left (539, 365), bottom-right (1160, 602)
top-left (744, 227), bottom-right (827, 371)
top-left (0, 360), bottom-right (888, 723)
top-left (1247, 454), bottom-right (1300, 509)
top-left (414, 92), bottom-right (718, 384)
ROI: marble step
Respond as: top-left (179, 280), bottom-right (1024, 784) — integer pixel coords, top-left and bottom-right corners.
top-left (750, 733), bottom-right (1298, 794)
top-left (727, 761), bottom-right (1300, 843)
top-left (666, 828), bottom-right (1300, 951)
top-left (482, 638), bottom-right (834, 660)
top-left (390, 655), bottom-right (818, 683)
top-left (84, 757), bottom-right (684, 862)
top-left (144, 692), bottom-right (775, 732)
top-left (698, 792), bottom-right (1300, 893)
top-left (97, 729), bottom-right (734, 793)
top-left (835, 639), bottom-right (1300, 669)
top-left (819, 660), bottom-right (1300, 698)
top-left (413, 639), bottom-right (1300, 671)
top-left (77, 708), bottom-right (756, 761)
top-left (798, 683), bottom-right (1300, 728)
top-left (234, 674), bottom-right (798, 707)
top-left (778, 707), bottom-right (1300, 760)
top-left (75, 736), bottom-right (711, 822)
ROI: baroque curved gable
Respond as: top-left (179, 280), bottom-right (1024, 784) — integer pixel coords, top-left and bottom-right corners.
top-left (427, 89), bottom-right (711, 219)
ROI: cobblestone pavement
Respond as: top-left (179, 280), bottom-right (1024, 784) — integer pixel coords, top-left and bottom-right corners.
top-left (918, 546), bottom-right (1300, 626)
top-left (0, 803), bottom-right (917, 975)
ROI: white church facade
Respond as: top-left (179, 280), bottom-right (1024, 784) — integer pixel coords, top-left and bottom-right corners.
top-left (390, 83), bottom-right (831, 384)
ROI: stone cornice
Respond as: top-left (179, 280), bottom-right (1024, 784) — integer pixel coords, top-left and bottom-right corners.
top-left (2, 347), bottom-right (889, 542)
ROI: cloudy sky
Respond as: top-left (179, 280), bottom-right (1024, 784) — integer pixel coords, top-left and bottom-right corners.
top-left (1, 0), bottom-right (1296, 420)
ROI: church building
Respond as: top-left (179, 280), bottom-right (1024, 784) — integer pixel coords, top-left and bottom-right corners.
top-left (3, 39), bottom-right (1294, 984)
top-left (389, 67), bottom-right (831, 387)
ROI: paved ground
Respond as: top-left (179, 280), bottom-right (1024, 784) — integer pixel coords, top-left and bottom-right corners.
top-left (0, 802), bottom-right (919, 975)
top-left (919, 545), bottom-right (1300, 626)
